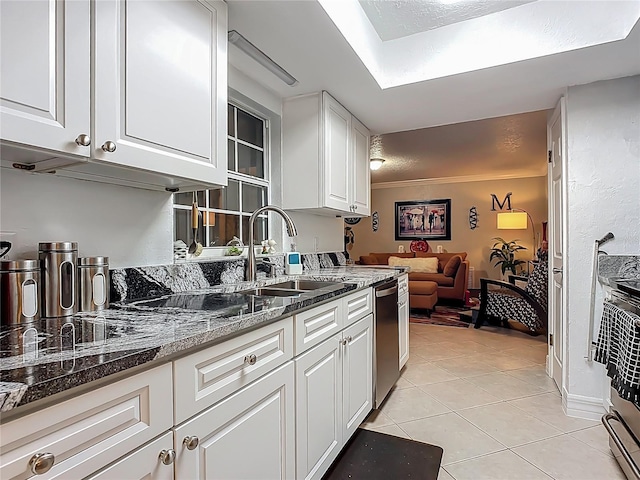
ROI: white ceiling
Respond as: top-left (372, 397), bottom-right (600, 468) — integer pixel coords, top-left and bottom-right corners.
top-left (227, 0), bottom-right (640, 134)
top-left (369, 110), bottom-right (549, 184)
top-left (359, 0), bottom-right (536, 41)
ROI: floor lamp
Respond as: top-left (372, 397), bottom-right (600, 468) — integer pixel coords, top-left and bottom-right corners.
top-left (496, 209), bottom-right (537, 273)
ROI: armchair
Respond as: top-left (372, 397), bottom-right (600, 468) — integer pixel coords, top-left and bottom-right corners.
top-left (475, 251), bottom-right (548, 334)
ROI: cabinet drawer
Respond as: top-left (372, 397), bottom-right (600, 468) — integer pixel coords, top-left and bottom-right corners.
top-left (398, 274), bottom-right (409, 297)
top-left (294, 300), bottom-right (343, 355)
top-left (86, 431), bottom-right (174, 480)
top-left (0, 364), bottom-right (173, 480)
top-left (174, 317), bottom-right (293, 424)
top-left (343, 288), bottom-right (372, 328)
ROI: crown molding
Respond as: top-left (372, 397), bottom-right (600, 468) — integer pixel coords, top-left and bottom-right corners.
top-left (371, 171), bottom-right (547, 190)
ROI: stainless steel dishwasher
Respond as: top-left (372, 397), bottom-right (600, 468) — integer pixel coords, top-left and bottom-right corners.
top-left (374, 279), bottom-right (400, 408)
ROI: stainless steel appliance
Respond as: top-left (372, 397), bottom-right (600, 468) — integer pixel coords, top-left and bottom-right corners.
top-left (0, 260), bottom-right (41, 325)
top-left (78, 257), bottom-right (110, 312)
top-left (602, 282), bottom-right (640, 480)
top-left (374, 279), bottom-right (400, 408)
top-left (39, 242), bottom-right (78, 317)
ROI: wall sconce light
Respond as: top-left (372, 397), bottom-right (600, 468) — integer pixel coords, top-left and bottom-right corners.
top-left (370, 158), bottom-right (385, 170)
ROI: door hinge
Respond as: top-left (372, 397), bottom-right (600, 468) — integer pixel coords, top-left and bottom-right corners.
top-left (549, 334), bottom-right (554, 346)
top-left (548, 150), bottom-right (552, 163)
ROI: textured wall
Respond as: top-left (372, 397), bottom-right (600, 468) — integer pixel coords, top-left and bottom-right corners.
top-left (348, 176), bottom-right (548, 284)
top-left (564, 75), bottom-right (640, 411)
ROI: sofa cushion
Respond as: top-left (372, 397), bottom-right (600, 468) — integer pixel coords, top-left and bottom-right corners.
top-left (371, 252), bottom-right (414, 264)
top-left (409, 281), bottom-right (438, 295)
top-left (443, 255), bottom-right (462, 277)
top-left (415, 252), bottom-right (468, 271)
top-left (408, 272), bottom-right (455, 286)
top-left (389, 256), bottom-right (438, 273)
top-left (359, 255), bottom-right (380, 265)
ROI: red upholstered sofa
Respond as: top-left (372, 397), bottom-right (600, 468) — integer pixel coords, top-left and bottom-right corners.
top-left (358, 252), bottom-right (470, 303)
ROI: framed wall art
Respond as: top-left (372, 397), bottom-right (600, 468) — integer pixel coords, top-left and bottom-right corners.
top-left (395, 199), bottom-right (451, 241)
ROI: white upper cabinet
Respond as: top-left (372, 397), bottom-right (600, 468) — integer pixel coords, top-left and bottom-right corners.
top-left (283, 91), bottom-right (371, 217)
top-left (92, 0), bottom-right (227, 189)
top-left (0, 0), bottom-right (227, 191)
top-left (0, 0), bottom-right (90, 161)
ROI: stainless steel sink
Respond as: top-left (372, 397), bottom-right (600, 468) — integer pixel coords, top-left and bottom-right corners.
top-left (269, 280), bottom-right (342, 291)
top-left (240, 288), bottom-right (305, 297)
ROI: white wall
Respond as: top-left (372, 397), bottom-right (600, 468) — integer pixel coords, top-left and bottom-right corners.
top-left (0, 168), bottom-right (173, 268)
top-left (564, 75), bottom-right (640, 414)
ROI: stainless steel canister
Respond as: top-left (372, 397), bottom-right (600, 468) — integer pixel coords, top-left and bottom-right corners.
top-left (78, 257), bottom-right (109, 312)
top-left (0, 260), bottom-right (41, 325)
top-left (39, 242), bottom-right (78, 317)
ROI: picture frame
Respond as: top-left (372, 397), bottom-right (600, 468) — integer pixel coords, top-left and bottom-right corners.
top-left (395, 199), bottom-right (451, 240)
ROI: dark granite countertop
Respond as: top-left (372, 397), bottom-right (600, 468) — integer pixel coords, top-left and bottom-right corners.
top-left (0, 266), bottom-right (400, 414)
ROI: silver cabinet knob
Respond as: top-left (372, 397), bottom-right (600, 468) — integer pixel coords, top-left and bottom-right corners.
top-left (347, 336), bottom-right (352, 342)
top-left (75, 134), bottom-right (91, 146)
top-left (340, 338), bottom-right (348, 346)
top-left (159, 449), bottom-right (176, 465)
top-left (553, 267), bottom-right (563, 275)
top-left (244, 354), bottom-right (257, 365)
top-left (29, 452), bottom-right (55, 475)
top-left (101, 141), bottom-right (117, 153)
top-left (353, 205), bottom-right (358, 211)
top-left (183, 436), bottom-right (199, 450)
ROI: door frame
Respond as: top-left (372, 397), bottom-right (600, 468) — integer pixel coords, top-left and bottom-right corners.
top-left (547, 96), bottom-right (568, 395)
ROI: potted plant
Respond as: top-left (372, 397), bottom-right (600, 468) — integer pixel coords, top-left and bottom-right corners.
top-left (489, 237), bottom-right (527, 277)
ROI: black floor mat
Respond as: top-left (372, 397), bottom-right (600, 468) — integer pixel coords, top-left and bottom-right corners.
top-left (322, 428), bottom-right (443, 480)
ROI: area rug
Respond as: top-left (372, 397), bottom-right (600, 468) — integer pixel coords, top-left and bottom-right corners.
top-left (322, 428), bottom-right (443, 480)
top-left (410, 305), bottom-right (471, 328)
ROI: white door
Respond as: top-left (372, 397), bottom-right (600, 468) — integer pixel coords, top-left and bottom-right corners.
top-left (86, 432), bottom-right (174, 480)
top-left (322, 92), bottom-right (351, 212)
top-left (350, 117), bottom-right (371, 216)
top-left (173, 362), bottom-right (295, 480)
top-left (548, 98), bottom-right (566, 392)
top-left (342, 315), bottom-right (373, 441)
top-left (295, 333), bottom-right (342, 480)
top-left (0, 0), bottom-right (90, 157)
top-left (398, 293), bottom-right (410, 369)
top-left (93, 0), bottom-right (227, 186)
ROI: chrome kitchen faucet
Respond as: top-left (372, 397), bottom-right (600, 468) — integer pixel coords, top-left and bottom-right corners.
top-left (246, 205), bottom-right (297, 282)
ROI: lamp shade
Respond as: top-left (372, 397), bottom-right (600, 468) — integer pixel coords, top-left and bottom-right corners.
top-left (497, 211), bottom-right (527, 229)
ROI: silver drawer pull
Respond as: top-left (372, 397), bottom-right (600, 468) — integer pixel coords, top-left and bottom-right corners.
top-left (244, 354), bottom-right (257, 365)
top-left (159, 449), bottom-right (176, 465)
top-left (29, 452), bottom-right (55, 475)
top-left (75, 134), bottom-right (91, 146)
top-left (183, 436), bottom-right (199, 450)
top-left (101, 141), bottom-right (117, 153)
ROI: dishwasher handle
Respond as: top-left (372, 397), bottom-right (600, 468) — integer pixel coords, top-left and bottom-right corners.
top-left (376, 285), bottom-right (398, 298)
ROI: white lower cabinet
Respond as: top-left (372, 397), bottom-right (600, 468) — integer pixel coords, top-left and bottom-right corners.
top-left (173, 361), bottom-right (295, 480)
top-left (86, 432), bottom-right (174, 480)
top-left (295, 314), bottom-right (373, 480)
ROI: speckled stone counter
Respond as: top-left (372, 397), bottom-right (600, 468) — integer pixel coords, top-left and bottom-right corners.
top-left (0, 266), bottom-right (400, 414)
top-left (598, 254), bottom-right (640, 286)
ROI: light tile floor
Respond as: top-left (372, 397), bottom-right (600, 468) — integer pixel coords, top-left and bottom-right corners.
top-left (360, 322), bottom-right (625, 480)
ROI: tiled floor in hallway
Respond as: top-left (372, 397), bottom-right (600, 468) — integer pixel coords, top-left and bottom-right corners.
top-left (361, 321), bottom-right (625, 480)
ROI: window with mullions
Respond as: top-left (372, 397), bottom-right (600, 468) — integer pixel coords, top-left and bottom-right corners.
top-left (174, 104), bottom-right (269, 249)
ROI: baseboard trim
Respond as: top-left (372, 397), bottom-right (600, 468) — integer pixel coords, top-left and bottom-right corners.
top-left (563, 392), bottom-right (606, 421)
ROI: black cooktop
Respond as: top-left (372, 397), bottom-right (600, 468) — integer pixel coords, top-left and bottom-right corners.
top-left (612, 279), bottom-right (640, 298)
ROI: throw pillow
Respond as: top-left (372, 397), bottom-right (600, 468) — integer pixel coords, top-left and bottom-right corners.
top-left (388, 256), bottom-right (438, 273)
top-left (443, 255), bottom-right (462, 277)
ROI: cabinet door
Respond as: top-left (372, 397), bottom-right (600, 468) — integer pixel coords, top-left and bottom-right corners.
top-left (93, 0), bottom-right (227, 186)
top-left (342, 314), bottom-right (373, 441)
top-left (174, 362), bottom-right (295, 480)
top-left (86, 432), bottom-right (174, 480)
top-left (350, 117), bottom-right (371, 216)
top-left (322, 92), bottom-right (351, 212)
top-left (295, 333), bottom-right (342, 480)
top-left (398, 293), bottom-right (410, 369)
top-left (0, 0), bottom-right (90, 156)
